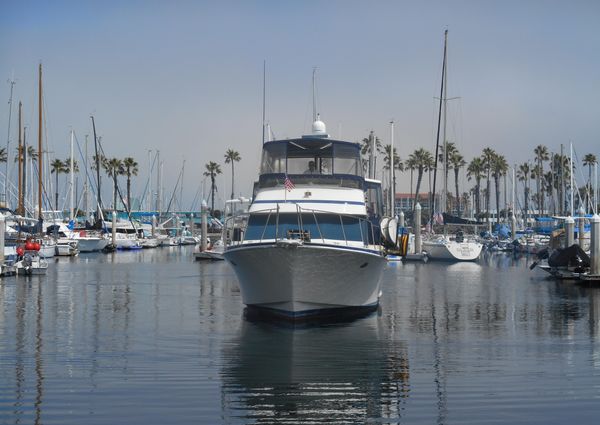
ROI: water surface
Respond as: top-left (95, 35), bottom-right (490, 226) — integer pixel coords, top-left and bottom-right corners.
top-left (1, 248), bottom-right (599, 424)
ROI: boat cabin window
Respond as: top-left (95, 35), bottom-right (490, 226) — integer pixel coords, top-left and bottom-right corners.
top-left (259, 140), bottom-right (362, 177)
top-left (244, 213), bottom-right (371, 244)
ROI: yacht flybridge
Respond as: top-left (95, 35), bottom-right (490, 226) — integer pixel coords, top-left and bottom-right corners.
top-left (223, 117), bottom-right (387, 319)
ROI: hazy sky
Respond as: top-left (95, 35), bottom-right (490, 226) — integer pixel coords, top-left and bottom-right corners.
top-left (1, 0), bottom-right (599, 209)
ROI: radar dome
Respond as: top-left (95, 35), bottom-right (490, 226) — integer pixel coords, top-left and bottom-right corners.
top-left (312, 114), bottom-right (327, 135)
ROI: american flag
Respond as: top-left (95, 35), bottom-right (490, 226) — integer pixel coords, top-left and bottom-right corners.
top-left (284, 175), bottom-right (295, 191)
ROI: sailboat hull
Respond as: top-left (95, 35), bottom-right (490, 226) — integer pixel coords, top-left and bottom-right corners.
top-left (423, 239), bottom-right (483, 261)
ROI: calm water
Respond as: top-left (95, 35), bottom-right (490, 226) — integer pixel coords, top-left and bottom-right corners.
top-left (1, 247), bottom-right (600, 424)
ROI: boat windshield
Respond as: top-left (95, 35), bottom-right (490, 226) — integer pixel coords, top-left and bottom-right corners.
top-left (260, 139), bottom-right (362, 177)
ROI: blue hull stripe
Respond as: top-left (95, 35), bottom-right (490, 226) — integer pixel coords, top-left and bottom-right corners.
top-left (252, 199), bottom-right (364, 206)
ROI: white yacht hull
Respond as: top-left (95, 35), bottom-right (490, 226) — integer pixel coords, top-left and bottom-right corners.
top-left (76, 237), bottom-right (109, 253)
top-left (423, 239), bottom-right (483, 261)
top-left (225, 242), bottom-right (386, 317)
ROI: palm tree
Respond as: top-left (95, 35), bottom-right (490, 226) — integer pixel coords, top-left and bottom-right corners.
top-left (533, 145), bottom-right (549, 215)
top-left (439, 142), bottom-right (458, 209)
top-left (0, 147), bottom-right (7, 163)
top-left (405, 157), bottom-right (416, 207)
top-left (383, 144), bottom-right (403, 214)
top-left (467, 157), bottom-right (485, 218)
top-left (104, 158), bottom-right (124, 210)
top-left (481, 147), bottom-right (496, 222)
top-left (360, 131), bottom-right (383, 178)
top-left (122, 157), bottom-right (139, 211)
top-left (449, 151), bottom-right (466, 216)
top-left (517, 162), bottom-right (532, 225)
top-left (491, 153), bottom-right (508, 223)
top-left (408, 148), bottom-right (433, 214)
top-left (203, 161), bottom-right (222, 213)
top-left (583, 153), bottom-right (597, 212)
top-left (224, 149), bottom-right (241, 200)
top-left (50, 158), bottom-right (66, 210)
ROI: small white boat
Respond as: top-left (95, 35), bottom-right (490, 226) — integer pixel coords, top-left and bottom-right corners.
top-left (194, 239), bottom-right (224, 261)
top-left (140, 237), bottom-right (160, 248)
top-left (16, 251), bottom-right (49, 275)
top-left (423, 235), bottom-right (483, 261)
top-left (56, 239), bottom-right (79, 256)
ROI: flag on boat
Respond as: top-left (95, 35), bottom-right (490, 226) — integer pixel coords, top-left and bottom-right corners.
top-left (284, 175), bottom-right (295, 191)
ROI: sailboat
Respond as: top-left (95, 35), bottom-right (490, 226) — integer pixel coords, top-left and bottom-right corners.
top-left (422, 30), bottom-right (483, 262)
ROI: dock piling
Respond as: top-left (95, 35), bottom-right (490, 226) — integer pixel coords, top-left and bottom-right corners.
top-left (111, 211), bottom-right (116, 245)
top-left (201, 200), bottom-right (208, 252)
top-left (565, 216), bottom-right (575, 248)
top-left (578, 208), bottom-right (586, 247)
top-left (591, 214), bottom-right (600, 275)
top-left (0, 214), bottom-right (5, 265)
top-left (399, 210), bottom-right (405, 228)
top-left (415, 203), bottom-right (422, 254)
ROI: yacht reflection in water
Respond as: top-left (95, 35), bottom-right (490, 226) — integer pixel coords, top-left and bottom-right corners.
top-left (220, 312), bottom-right (410, 424)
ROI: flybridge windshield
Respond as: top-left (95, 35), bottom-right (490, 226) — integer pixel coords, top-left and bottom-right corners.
top-left (260, 139), bottom-right (362, 177)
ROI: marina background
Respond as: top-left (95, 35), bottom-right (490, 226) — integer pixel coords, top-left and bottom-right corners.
top-left (1, 1), bottom-right (599, 211)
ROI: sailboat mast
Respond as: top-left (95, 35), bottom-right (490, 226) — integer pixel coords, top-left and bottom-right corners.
top-left (570, 142), bottom-right (574, 216)
top-left (84, 134), bottom-right (89, 219)
top-left (91, 115), bottom-right (101, 220)
top-left (389, 120), bottom-right (394, 216)
top-left (70, 129), bottom-right (75, 220)
top-left (431, 29), bottom-right (448, 220)
top-left (17, 101), bottom-right (22, 214)
top-left (442, 33), bottom-right (448, 215)
top-left (5, 78), bottom-right (16, 205)
top-left (38, 63), bottom-right (43, 220)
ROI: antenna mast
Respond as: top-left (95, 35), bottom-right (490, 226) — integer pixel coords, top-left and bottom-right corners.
top-left (312, 67), bottom-right (317, 122)
top-left (262, 60), bottom-right (266, 144)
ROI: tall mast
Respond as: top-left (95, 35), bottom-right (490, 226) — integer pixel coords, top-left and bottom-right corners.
top-left (389, 120), bottom-right (394, 216)
top-left (17, 101), bottom-right (22, 214)
top-left (156, 150), bottom-right (161, 216)
top-left (37, 63), bottom-right (43, 220)
top-left (441, 33), bottom-right (448, 215)
top-left (570, 142), bottom-right (574, 216)
top-left (5, 77), bottom-right (16, 205)
top-left (70, 129), bottom-right (75, 220)
top-left (91, 115), bottom-right (101, 220)
top-left (83, 134), bottom-right (89, 219)
top-left (431, 29), bottom-right (448, 220)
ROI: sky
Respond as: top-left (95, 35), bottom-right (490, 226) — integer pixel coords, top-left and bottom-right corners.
top-left (1, 0), bottom-right (599, 211)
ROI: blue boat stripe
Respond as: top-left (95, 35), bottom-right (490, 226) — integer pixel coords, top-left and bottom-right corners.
top-left (252, 199), bottom-right (364, 206)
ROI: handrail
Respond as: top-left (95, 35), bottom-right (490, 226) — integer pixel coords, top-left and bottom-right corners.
top-left (223, 205), bottom-right (382, 251)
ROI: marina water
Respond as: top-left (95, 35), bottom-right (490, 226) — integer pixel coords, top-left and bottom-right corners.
top-left (1, 248), bottom-right (600, 424)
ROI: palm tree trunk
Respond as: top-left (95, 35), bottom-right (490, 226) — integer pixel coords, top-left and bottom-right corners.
top-left (211, 174), bottom-right (215, 213)
top-left (494, 176), bottom-right (500, 224)
top-left (127, 176), bottom-right (131, 211)
top-left (231, 162), bottom-right (235, 200)
top-left (454, 168), bottom-right (460, 217)
top-left (113, 175), bottom-right (118, 210)
top-left (55, 173), bottom-right (59, 211)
